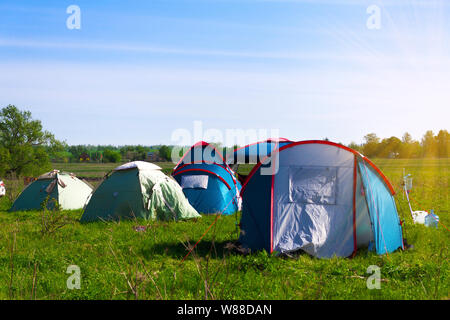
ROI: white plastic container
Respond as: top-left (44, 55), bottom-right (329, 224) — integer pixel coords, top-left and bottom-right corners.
top-left (0, 180), bottom-right (5, 197)
top-left (412, 210), bottom-right (428, 224)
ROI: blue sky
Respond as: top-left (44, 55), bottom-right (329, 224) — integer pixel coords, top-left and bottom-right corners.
top-left (0, 0), bottom-right (449, 146)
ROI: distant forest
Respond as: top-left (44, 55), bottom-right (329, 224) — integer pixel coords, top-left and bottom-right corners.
top-left (53, 129), bottom-right (449, 164)
top-left (347, 130), bottom-right (449, 159)
top-left (2, 104), bottom-right (447, 178)
top-left (49, 145), bottom-right (175, 163)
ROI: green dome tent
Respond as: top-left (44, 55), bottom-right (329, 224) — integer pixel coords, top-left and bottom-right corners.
top-left (10, 170), bottom-right (93, 211)
top-left (80, 161), bottom-right (201, 222)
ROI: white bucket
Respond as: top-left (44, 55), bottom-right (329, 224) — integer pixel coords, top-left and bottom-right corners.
top-left (412, 210), bottom-right (428, 224)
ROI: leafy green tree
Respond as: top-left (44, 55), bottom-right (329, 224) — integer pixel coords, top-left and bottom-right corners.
top-left (399, 132), bottom-right (422, 158)
top-left (421, 130), bottom-right (437, 158)
top-left (102, 149), bottom-right (122, 163)
top-left (67, 145), bottom-right (87, 162)
top-left (402, 132), bottom-right (413, 144)
top-left (119, 145), bottom-right (150, 161)
top-left (377, 136), bottom-right (402, 158)
top-left (158, 145), bottom-right (173, 161)
top-left (0, 105), bottom-right (64, 176)
top-left (435, 129), bottom-right (449, 158)
top-left (362, 133), bottom-right (380, 157)
top-left (348, 141), bottom-right (362, 153)
top-left (0, 147), bottom-right (10, 176)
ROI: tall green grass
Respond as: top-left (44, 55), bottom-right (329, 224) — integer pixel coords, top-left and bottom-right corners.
top-left (0, 159), bottom-right (448, 300)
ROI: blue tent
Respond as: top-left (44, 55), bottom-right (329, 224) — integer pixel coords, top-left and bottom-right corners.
top-left (172, 141), bottom-right (241, 215)
top-left (226, 138), bottom-right (293, 185)
top-left (227, 138), bottom-right (293, 166)
top-left (239, 140), bottom-right (404, 258)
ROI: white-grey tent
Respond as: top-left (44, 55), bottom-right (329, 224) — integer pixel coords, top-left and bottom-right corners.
top-left (238, 140), bottom-right (404, 258)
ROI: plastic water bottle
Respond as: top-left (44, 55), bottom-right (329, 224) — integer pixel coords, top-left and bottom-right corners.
top-left (425, 210), bottom-right (439, 229)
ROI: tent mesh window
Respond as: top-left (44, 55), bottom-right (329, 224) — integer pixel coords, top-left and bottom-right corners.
top-left (180, 175), bottom-right (209, 189)
top-left (288, 166), bottom-right (337, 205)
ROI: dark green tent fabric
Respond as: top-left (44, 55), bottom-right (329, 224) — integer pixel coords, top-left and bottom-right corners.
top-left (10, 179), bottom-right (58, 211)
top-left (10, 171), bottom-right (93, 211)
top-left (81, 169), bottom-right (145, 221)
top-left (80, 162), bottom-right (200, 222)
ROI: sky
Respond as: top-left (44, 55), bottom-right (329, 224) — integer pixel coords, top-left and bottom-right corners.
top-left (0, 0), bottom-right (449, 146)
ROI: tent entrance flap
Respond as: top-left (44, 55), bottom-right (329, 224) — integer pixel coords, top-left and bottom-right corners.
top-left (272, 164), bottom-right (355, 258)
top-left (358, 159), bottom-right (403, 254)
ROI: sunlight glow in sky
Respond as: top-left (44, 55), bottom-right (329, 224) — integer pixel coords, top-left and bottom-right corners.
top-left (0, 0), bottom-right (449, 146)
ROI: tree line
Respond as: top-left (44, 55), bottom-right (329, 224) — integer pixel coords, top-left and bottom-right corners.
top-left (0, 105), bottom-right (174, 177)
top-left (0, 104), bottom-right (448, 178)
top-left (56, 144), bottom-right (170, 164)
top-left (348, 130), bottom-right (449, 159)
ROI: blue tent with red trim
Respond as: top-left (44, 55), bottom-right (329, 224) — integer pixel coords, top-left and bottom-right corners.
top-left (227, 138), bottom-right (293, 166)
top-left (172, 141), bottom-right (241, 215)
top-left (226, 138), bottom-right (293, 185)
top-left (238, 140), bottom-right (404, 258)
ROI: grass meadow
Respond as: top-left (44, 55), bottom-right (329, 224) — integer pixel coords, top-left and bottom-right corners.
top-left (0, 159), bottom-right (448, 300)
